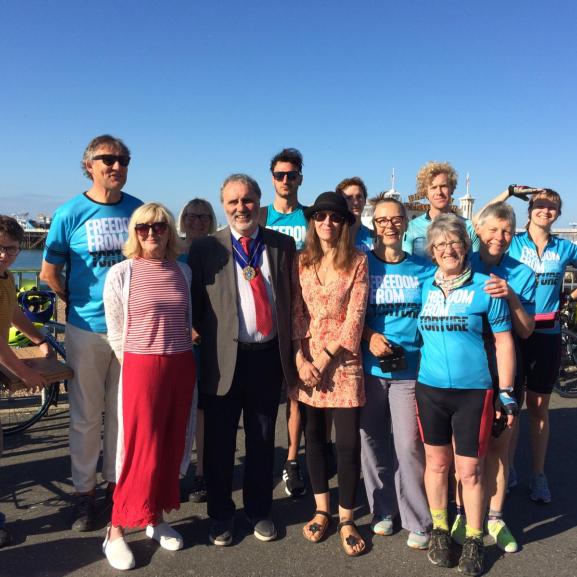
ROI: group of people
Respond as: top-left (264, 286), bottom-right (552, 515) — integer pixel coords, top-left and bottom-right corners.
top-left (0, 136), bottom-right (574, 577)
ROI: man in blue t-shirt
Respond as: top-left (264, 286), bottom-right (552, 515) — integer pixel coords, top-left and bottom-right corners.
top-left (403, 161), bottom-right (479, 258)
top-left (41, 135), bottom-right (142, 531)
top-left (336, 176), bottom-right (374, 253)
top-left (259, 147), bottom-right (307, 497)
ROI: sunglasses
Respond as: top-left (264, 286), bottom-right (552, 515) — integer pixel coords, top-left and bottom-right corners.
top-left (135, 222), bottom-right (168, 236)
top-left (92, 154), bottom-right (131, 167)
top-left (272, 171), bottom-right (300, 182)
top-left (185, 213), bottom-right (211, 223)
top-left (312, 211), bottom-right (345, 225)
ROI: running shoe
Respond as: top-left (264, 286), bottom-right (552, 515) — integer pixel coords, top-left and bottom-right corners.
top-left (407, 530), bottom-right (430, 549)
top-left (450, 513), bottom-right (467, 546)
top-left (282, 460), bottom-right (306, 497)
top-left (427, 528), bottom-right (452, 567)
top-left (529, 473), bottom-right (552, 504)
top-left (487, 519), bottom-right (518, 553)
top-left (371, 514), bottom-right (393, 536)
top-left (458, 536), bottom-right (484, 576)
top-left (189, 475), bottom-right (207, 503)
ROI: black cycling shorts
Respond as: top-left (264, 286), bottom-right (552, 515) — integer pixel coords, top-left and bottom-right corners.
top-left (415, 382), bottom-right (494, 458)
top-left (519, 331), bottom-right (561, 395)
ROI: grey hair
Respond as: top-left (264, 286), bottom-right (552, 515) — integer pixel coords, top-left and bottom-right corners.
top-left (219, 173), bottom-right (262, 201)
top-left (476, 201), bottom-right (516, 231)
top-left (81, 134), bottom-right (130, 179)
top-left (426, 213), bottom-right (471, 257)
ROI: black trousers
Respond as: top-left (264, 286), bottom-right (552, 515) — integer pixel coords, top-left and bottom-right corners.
top-left (301, 404), bottom-right (361, 510)
top-left (203, 345), bottom-right (283, 521)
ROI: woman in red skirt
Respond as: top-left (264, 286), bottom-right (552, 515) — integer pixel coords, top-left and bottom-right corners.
top-left (102, 202), bottom-right (195, 570)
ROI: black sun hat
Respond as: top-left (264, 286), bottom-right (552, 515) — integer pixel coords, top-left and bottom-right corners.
top-left (304, 191), bottom-right (355, 225)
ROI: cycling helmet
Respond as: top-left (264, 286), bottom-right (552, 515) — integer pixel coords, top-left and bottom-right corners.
top-left (17, 289), bottom-right (56, 323)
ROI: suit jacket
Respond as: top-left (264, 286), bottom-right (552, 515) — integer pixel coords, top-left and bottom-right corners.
top-left (188, 225), bottom-right (297, 396)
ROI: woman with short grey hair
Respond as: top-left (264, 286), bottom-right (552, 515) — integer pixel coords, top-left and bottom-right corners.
top-left (416, 213), bottom-right (516, 576)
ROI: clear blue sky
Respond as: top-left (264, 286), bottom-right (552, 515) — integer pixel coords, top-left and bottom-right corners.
top-left (1, 0), bottom-right (576, 226)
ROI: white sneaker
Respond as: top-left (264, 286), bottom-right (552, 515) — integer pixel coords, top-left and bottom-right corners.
top-left (146, 522), bottom-right (184, 551)
top-left (102, 527), bottom-right (135, 570)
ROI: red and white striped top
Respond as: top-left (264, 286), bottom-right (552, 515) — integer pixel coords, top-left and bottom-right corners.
top-left (125, 258), bottom-right (191, 355)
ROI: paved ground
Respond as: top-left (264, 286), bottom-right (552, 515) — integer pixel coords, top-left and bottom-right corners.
top-left (1, 389), bottom-right (577, 577)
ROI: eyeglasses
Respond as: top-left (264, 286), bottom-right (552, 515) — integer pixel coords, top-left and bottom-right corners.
top-left (433, 240), bottom-right (464, 252)
top-left (374, 216), bottom-right (405, 228)
top-left (272, 171), bottom-right (300, 182)
top-left (135, 222), bottom-right (168, 236)
top-left (92, 154), bottom-right (131, 167)
top-left (312, 211), bottom-right (345, 225)
top-left (185, 213), bottom-right (211, 223)
top-left (0, 245), bottom-right (20, 256)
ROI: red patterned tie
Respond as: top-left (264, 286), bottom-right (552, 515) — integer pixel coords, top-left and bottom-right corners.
top-left (239, 236), bottom-right (273, 336)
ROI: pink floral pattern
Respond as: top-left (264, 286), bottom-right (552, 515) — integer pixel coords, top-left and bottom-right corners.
top-left (290, 251), bottom-right (369, 408)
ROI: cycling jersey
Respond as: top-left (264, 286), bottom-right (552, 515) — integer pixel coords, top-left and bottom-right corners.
top-left (469, 252), bottom-right (536, 317)
top-left (403, 212), bottom-right (480, 258)
top-left (265, 203), bottom-right (308, 250)
top-left (362, 251), bottom-right (434, 380)
top-left (355, 224), bottom-right (374, 253)
top-left (417, 272), bottom-right (511, 390)
top-left (508, 232), bottom-right (577, 334)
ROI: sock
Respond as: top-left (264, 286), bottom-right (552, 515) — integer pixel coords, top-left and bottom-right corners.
top-left (455, 505), bottom-right (465, 517)
top-left (465, 525), bottom-right (483, 540)
top-left (430, 508), bottom-right (449, 532)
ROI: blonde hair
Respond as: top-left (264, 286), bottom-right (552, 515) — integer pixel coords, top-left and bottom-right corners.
top-left (178, 198), bottom-right (217, 236)
top-left (416, 161), bottom-right (458, 198)
top-left (526, 189), bottom-right (562, 230)
top-left (123, 202), bottom-right (183, 261)
top-left (299, 219), bottom-right (356, 271)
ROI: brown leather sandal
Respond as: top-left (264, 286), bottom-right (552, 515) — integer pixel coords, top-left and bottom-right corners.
top-left (337, 520), bottom-right (366, 557)
top-left (303, 510), bottom-right (332, 543)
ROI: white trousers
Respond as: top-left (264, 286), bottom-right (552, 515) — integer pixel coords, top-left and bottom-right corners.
top-left (66, 323), bottom-right (120, 493)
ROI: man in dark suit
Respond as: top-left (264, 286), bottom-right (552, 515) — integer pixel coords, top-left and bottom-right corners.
top-left (189, 173), bottom-right (297, 546)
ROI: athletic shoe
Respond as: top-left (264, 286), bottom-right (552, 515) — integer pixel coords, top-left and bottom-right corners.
top-left (208, 519), bottom-right (233, 546)
top-left (282, 460), bottom-right (306, 497)
top-left (102, 527), bottom-right (135, 571)
top-left (189, 475), bottom-right (207, 503)
top-left (427, 528), bottom-right (452, 567)
top-left (71, 494), bottom-right (96, 532)
top-left (487, 519), bottom-right (518, 553)
top-left (507, 467), bottom-right (518, 490)
top-left (248, 518), bottom-right (277, 542)
top-left (146, 522), bottom-right (184, 550)
top-left (450, 513), bottom-right (467, 546)
top-left (529, 473), bottom-right (552, 504)
top-left (458, 536), bottom-right (484, 576)
top-left (371, 515), bottom-right (393, 536)
top-left (407, 530), bottom-right (430, 549)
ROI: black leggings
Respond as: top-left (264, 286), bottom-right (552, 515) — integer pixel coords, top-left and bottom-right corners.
top-left (301, 404), bottom-right (361, 510)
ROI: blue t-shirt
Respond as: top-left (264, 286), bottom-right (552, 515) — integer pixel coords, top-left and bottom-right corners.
top-left (403, 212), bottom-right (480, 259)
top-left (508, 231), bottom-right (577, 334)
top-left (44, 191), bottom-right (143, 332)
top-left (470, 252), bottom-right (536, 317)
top-left (265, 203), bottom-right (308, 250)
top-left (417, 272), bottom-right (512, 390)
top-left (355, 224), bottom-right (374, 253)
top-left (362, 251), bottom-right (434, 380)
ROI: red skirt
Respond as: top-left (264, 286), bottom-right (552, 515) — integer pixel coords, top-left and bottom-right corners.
top-left (112, 350), bottom-right (195, 528)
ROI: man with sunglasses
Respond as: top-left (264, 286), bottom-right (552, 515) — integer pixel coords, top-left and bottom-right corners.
top-left (40, 135), bottom-right (142, 532)
top-left (258, 148), bottom-right (308, 499)
top-left (190, 173), bottom-right (297, 546)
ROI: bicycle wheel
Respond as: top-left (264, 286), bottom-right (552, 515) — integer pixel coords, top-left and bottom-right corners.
top-left (561, 328), bottom-right (577, 368)
top-left (1, 331), bottom-right (67, 436)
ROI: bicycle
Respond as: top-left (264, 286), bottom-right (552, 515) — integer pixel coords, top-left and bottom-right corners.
top-left (0, 289), bottom-right (68, 436)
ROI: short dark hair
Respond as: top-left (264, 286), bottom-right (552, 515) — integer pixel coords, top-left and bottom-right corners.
top-left (82, 134), bottom-right (130, 179)
top-left (0, 215), bottom-right (25, 243)
top-left (336, 176), bottom-right (367, 199)
top-left (270, 148), bottom-right (303, 173)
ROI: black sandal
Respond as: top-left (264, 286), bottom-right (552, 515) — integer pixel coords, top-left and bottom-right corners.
top-left (303, 510), bottom-right (332, 543)
top-left (337, 520), bottom-right (366, 557)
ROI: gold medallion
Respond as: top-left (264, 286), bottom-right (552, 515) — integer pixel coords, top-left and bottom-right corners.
top-left (243, 266), bottom-right (256, 281)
